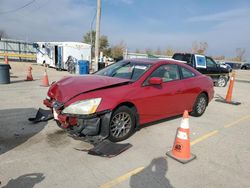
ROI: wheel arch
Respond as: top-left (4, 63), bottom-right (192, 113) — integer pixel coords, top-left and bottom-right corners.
top-left (198, 91), bottom-right (209, 106)
top-left (113, 102), bottom-right (140, 129)
top-left (191, 91), bottom-right (209, 117)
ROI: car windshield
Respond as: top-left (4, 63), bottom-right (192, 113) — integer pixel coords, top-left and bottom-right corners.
top-left (95, 60), bottom-right (152, 81)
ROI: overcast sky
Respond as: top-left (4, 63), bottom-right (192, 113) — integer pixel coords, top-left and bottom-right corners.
top-left (0, 0), bottom-right (250, 60)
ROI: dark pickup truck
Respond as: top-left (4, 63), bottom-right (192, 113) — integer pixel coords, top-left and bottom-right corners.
top-left (172, 53), bottom-right (230, 87)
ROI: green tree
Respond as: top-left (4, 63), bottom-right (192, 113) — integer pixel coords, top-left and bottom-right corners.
top-left (83, 31), bottom-right (110, 56)
top-left (83, 31), bottom-right (95, 46)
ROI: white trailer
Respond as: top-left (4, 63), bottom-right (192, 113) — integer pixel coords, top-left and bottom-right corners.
top-left (34, 42), bottom-right (91, 70)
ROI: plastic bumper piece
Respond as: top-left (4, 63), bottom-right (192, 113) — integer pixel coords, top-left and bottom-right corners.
top-left (77, 111), bottom-right (112, 140)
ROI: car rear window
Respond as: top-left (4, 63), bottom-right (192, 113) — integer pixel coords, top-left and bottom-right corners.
top-left (180, 66), bottom-right (196, 79)
top-left (173, 54), bottom-right (192, 64)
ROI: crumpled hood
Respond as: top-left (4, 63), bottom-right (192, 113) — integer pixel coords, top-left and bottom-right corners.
top-left (48, 75), bottom-right (130, 102)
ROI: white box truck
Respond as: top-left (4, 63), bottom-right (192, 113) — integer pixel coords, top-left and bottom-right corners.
top-left (34, 42), bottom-right (91, 70)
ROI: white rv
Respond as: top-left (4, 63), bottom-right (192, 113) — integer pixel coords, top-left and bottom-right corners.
top-left (34, 42), bottom-right (91, 70)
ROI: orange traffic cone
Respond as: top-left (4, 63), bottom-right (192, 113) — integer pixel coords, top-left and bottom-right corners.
top-left (166, 110), bottom-right (196, 164)
top-left (4, 56), bottom-right (9, 64)
top-left (215, 71), bottom-right (241, 105)
top-left (25, 66), bottom-right (33, 81)
top-left (225, 72), bottom-right (235, 102)
top-left (41, 69), bottom-right (49, 87)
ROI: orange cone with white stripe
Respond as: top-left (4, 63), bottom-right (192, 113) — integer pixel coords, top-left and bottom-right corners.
top-left (41, 69), bottom-right (49, 87)
top-left (166, 110), bottom-right (196, 164)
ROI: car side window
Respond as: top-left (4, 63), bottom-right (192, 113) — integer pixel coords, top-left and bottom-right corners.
top-left (180, 66), bottom-right (196, 79)
top-left (206, 57), bottom-right (217, 68)
top-left (144, 64), bottom-right (180, 85)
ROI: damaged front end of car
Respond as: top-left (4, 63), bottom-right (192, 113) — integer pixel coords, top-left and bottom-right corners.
top-left (43, 90), bottom-right (112, 143)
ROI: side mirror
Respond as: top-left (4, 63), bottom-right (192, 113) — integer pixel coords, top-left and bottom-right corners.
top-left (149, 77), bottom-right (163, 85)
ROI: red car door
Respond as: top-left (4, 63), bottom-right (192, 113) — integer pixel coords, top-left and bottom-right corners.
top-left (134, 64), bottom-right (186, 124)
top-left (178, 65), bottom-right (203, 111)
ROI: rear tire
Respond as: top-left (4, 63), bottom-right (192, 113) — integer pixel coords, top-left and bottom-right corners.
top-left (216, 76), bottom-right (227, 87)
top-left (108, 106), bottom-right (135, 142)
top-left (241, 66), bottom-right (246, 70)
top-left (191, 93), bottom-right (208, 117)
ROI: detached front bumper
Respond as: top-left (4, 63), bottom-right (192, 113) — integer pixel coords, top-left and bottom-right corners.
top-left (75, 111), bottom-right (112, 138)
top-left (43, 98), bottom-right (112, 139)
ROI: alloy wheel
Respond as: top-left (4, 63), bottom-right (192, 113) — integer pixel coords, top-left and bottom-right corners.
top-left (197, 97), bottom-right (207, 114)
top-left (217, 77), bottom-right (226, 87)
top-left (110, 112), bottom-right (132, 139)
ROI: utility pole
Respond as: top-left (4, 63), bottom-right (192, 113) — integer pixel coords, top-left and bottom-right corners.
top-left (94, 0), bottom-right (101, 72)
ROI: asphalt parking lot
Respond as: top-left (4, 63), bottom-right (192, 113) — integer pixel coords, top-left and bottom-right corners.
top-left (1, 62), bottom-right (250, 188)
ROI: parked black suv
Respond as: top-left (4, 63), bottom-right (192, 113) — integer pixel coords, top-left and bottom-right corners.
top-left (241, 63), bottom-right (250, 70)
top-left (172, 53), bottom-right (230, 87)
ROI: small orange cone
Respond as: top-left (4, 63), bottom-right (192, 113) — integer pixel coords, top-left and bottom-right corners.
top-left (25, 66), bottom-right (33, 81)
top-left (215, 71), bottom-right (241, 105)
top-left (41, 69), bottom-right (49, 87)
top-left (166, 110), bottom-right (196, 164)
top-left (4, 56), bottom-right (9, 64)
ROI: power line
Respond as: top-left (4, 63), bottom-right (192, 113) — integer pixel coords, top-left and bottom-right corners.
top-left (0, 0), bottom-right (36, 15)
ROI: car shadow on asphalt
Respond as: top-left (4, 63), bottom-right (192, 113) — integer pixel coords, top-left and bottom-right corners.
top-left (129, 157), bottom-right (173, 188)
top-left (0, 108), bottom-right (47, 155)
top-left (1, 173), bottom-right (45, 188)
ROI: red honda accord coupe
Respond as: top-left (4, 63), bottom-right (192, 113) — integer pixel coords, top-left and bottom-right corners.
top-left (44, 58), bottom-right (214, 142)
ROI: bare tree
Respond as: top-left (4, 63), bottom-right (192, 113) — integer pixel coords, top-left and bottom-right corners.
top-left (213, 55), bottom-right (225, 61)
top-left (135, 49), bottom-right (141, 53)
top-left (235, 48), bottom-right (246, 62)
top-left (229, 48), bottom-right (246, 62)
top-left (192, 41), bottom-right (208, 54)
top-left (0, 29), bottom-right (8, 39)
top-left (155, 47), bottom-right (162, 55)
top-left (164, 48), bottom-right (174, 56)
top-left (145, 48), bottom-right (153, 55)
top-left (111, 41), bottom-right (126, 59)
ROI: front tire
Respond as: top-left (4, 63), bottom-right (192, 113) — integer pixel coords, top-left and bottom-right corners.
top-left (191, 93), bottom-right (208, 117)
top-left (108, 106), bottom-right (135, 142)
top-left (216, 76), bottom-right (227, 87)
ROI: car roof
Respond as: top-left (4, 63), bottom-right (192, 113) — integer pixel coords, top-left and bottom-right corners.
top-left (124, 58), bottom-right (183, 65)
top-left (124, 58), bottom-right (202, 76)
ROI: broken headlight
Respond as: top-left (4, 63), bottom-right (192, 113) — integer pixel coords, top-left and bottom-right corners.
top-left (61, 98), bottom-right (102, 115)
